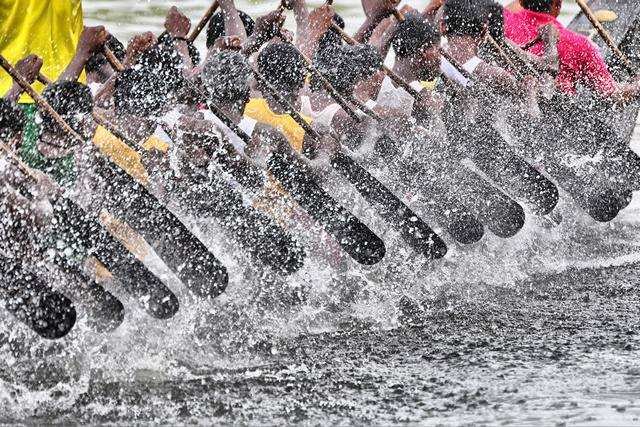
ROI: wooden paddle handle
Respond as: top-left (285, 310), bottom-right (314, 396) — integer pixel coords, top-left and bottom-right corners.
top-left (104, 47), bottom-right (125, 72)
top-left (189, 0), bottom-right (220, 43)
top-left (0, 54), bottom-right (84, 143)
top-left (439, 48), bottom-right (475, 82)
top-left (487, 35), bottom-right (525, 79)
top-left (37, 73), bottom-right (52, 86)
top-left (521, 34), bottom-right (542, 51)
top-left (575, 0), bottom-right (636, 75)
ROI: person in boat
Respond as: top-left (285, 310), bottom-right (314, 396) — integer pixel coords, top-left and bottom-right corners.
top-left (201, 51), bottom-right (291, 165)
top-left (85, 35), bottom-right (126, 95)
top-left (355, 9), bottom-right (444, 123)
top-left (249, 42), bottom-right (340, 160)
top-left (0, 0), bottom-right (84, 101)
top-left (16, 26), bottom-right (111, 188)
top-left (439, 0), bottom-right (535, 99)
top-left (426, 0), bottom-right (640, 103)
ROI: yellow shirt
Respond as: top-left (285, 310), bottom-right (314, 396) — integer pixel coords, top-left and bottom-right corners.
top-left (244, 98), bottom-right (312, 153)
top-left (92, 126), bottom-right (172, 185)
top-left (92, 126), bottom-right (149, 185)
top-left (0, 0), bottom-right (84, 102)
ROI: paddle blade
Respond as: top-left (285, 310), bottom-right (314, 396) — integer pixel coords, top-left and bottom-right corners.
top-left (267, 151), bottom-right (386, 265)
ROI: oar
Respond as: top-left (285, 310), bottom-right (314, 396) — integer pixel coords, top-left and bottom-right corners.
top-left (0, 263), bottom-right (77, 339)
top-left (189, 0), bottom-right (220, 43)
top-left (183, 77), bottom-right (387, 265)
top-left (458, 43), bottom-right (626, 221)
top-left (486, 35), bottom-right (526, 79)
top-left (521, 35), bottom-right (542, 51)
top-left (2, 53), bottom-right (228, 299)
top-left (575, 0), bottom-right (637, 75)
top-left (103, 47), bottom-right (125, 72)
top-left (0, 141), bottom-right (127, 331)
top-left (438, 48), bottom-right (558, 218)
top-left (253, 70), bottom-right (448, 259)
top-left (281, 37), bottom-right (483, 244)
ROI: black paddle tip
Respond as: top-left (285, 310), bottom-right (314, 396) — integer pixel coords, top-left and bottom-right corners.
top-left (586, 189), bottom-right (622, 223)
top-left (488, 202), bottom-right (526, 239)
top-left (447, 214), bottom-right (485, 245)
top-left (144, 290), bottom-right (180, 320)
top-left (271, 246), bottom-right (307, 275)
top-left (31, 292), bottom-right (77, 340)
top-left (86, 287), bottom-right (125, 333)
top-left (533, 183), bottom-right (560, 216)
top-left (180, 264), bottom-right (229, 299)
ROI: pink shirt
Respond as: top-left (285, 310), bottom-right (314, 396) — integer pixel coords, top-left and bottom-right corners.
top-left (503, 8), bottom-right (616, 96)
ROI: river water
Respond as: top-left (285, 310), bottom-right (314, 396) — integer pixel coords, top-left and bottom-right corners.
top-left (3, 0), bottom-right (640, 425)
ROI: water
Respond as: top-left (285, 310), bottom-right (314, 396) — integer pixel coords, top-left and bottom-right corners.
top-left (4, 0), bottom-right (640, 425)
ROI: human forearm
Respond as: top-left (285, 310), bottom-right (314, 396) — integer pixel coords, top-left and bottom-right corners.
top-left (4, 83), bottom-right (23, 103)
top-left (354, 17), bottom-right (384, 43)
top-left (58, 50), bottom-right (92, 82)
top-left (422, 0), bottom-right (444, 17)
top-left (219, 0), bottom-right (248, 41)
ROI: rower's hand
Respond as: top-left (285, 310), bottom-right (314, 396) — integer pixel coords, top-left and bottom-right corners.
top-left (79, 26), bottom-right (110, 55)
top-left (253, 10), bottom-right (287, 44)
top-left (538, 23), bottom-right (560, 45)
top-left (308, 4), bottom-right (336, 36)
top-left (123, 32), bottom-right (158, 67)
top-left (165, 6), bottom-right (191, 39)
top-left (211, 36), bottom-right (243, 52)
top-left (14, 55), bottom-right (43, 85)
top-left (32, 169), bottom-right (62, 199)
top-left (361, 0), bottom-right (401, 22)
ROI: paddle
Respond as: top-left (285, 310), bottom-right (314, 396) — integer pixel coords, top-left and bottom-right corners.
top-left (253, 70), bottom-right (448, 259)
top-left (1, 53), bottom-right (229, 299)
top-left (281, 35), bottom-right (485, 245)
top-left (183, 76), bottom-right (387, 265)
top-left (486, 31), bottom-right (634, 219)
top-left (0, 262), bottom-right (77, 339)
top-left (575, 0), bottom-right (637, 76)
top-left (89, 56), bottom-right (307, 276)
top-left (0, 140), bottom-right (128, 329)
top-left (438, 48), bottom-right (558, 220)
top-left (189, 0), bottom-right (221, 43)
top-left (0, 124), bottom-right (178, 321)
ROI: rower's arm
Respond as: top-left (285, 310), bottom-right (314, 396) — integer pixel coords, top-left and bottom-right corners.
top-left (370, 16), bottom-right (397, 59)
top-left (219, 0), bottom-right (248, 42)
top-left (422, 0), bottom-right (443, 18)
top-left (506, 1), bottom-right (523, 12)
top-left (354, 0), bottom-right (400, 43)
top-left (241, 10), bottom-right (286, 56)
top-left (285, 0), bottom-right (311, 54)
top-left (58, 26), bottom-right (110, 82)
top-left (164, 7), bottom-right (194, 72)
top-left (292, 4), bottom-right (336, 58)
top-left (3, 55), bottom-right (43, 102)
